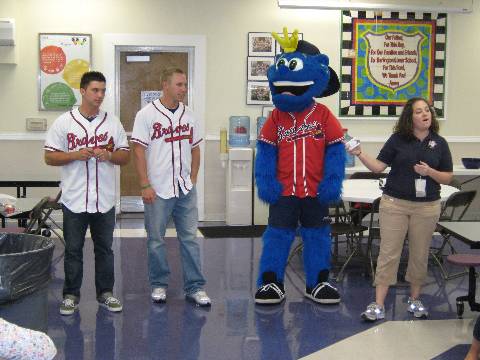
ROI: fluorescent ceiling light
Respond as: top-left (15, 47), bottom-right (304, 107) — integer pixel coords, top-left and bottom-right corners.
top-left (277, 0), bottom-right (473, 13)
top-left (126, 55), bottom-right (150, 63)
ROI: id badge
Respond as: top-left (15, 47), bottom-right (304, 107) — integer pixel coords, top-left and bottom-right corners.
top-left (415, 178), bottom-right (426, 197)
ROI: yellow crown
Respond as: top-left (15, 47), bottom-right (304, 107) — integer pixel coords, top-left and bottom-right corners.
top-left (272, 27), bottom-right (299, 53)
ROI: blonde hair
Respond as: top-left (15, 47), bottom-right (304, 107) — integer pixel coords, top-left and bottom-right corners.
top-left (161, 68), bottom-right (185, 84)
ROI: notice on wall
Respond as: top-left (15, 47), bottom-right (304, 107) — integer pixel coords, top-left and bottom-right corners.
top-left (364, 31), bottom-right (425, 91)
top-left (340, 12), bottom-right (447, 118)
top-left (141, 91), bottom-right (163, 108)
top-left (39, 33), bottom-right (91, 110)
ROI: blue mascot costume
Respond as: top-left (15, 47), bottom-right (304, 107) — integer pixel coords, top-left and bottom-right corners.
top-left (255, 28), bottom-right (346, 305)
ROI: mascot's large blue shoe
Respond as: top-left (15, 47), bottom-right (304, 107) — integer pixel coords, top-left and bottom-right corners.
top-left (254, 28), bottom-right (345, 305)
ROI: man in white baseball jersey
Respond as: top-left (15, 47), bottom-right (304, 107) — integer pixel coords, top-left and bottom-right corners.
top-left (131, 68), bottom-right (211, 307)
top-left (44, 71), bottom-right (130, 315)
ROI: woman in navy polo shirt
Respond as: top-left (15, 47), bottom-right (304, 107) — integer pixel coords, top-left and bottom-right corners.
top-left (346, 97), bottom-right (453, 322)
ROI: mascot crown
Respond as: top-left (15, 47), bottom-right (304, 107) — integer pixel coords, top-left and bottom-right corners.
top-left (272, 27), bottom-right (299, 53)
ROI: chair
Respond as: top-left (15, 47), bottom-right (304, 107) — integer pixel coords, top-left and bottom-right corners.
top-left (348, 172), bottom-right (387, 226)
top-left (287, 201), bottom-right (368, 282)
top-left (331, 200), bottom-right (368, 281)
top-left (446, 254), bottom-right (480, 318)
top-left (0, 192), bottom-right (64, 245)
top-left (365, 197), bottom-right (382, 282)
top-left (430, 190), bottom-right (477, 280)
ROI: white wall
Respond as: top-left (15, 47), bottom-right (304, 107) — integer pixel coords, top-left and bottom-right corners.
top-left (1, 0), bottom-right (479, 219)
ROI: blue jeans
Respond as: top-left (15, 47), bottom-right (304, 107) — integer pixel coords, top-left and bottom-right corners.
top-left (144, 186), bottom-right (206, 295)
top-left (62, 206), bottom-right (116, 298)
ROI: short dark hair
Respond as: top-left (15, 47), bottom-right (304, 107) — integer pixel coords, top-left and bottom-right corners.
top-left (80, 71), bottom-right (106, 89)
top-left (393, 97), bottom-right (439, 139)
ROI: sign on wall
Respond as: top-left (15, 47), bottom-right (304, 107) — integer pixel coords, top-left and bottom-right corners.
top-left (340, 11), bottom-right (446, 118)
top-left (140, 90), bottom-right (162, 108)
top-left (39, 33), bottom-right (92, 110)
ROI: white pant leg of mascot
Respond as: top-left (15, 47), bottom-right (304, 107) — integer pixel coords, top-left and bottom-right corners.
top-left (255, 28), bottom-right (346, 305)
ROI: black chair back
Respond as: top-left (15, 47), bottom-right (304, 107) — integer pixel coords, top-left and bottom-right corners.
top-left (440, 190), bottom-right (477, 222)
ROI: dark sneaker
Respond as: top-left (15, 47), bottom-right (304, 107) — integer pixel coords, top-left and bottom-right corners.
top-left (304, 282), bottom-right (340, 304)
top-left (60, 295), bottom-right (78, 316)
top-left (255, 272), bottom-right (285, 305)
top-left (186, 290), bottom-right (211, 307)
top-left (361, 302), bottom-right (385, 322)
top-left (407, 297), bottom-right (428, 318)
top-left (98, 292), bottom-right (123, 312)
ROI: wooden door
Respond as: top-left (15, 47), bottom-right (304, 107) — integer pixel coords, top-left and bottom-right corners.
top-left (119, 51), bottom-right (188, 211)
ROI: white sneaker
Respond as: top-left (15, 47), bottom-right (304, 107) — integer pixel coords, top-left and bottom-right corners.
top-left (151, 287), bottom-right (167, 303)
top-left (186, 290), bottom-right (211, 307)
top-left (361, 302), bottom-right (385, 322)
top-left (407, 297), bottom-right (428, 318)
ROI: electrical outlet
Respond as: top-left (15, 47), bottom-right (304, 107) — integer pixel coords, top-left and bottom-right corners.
top-left (26, 118), bottom-right (47, 131)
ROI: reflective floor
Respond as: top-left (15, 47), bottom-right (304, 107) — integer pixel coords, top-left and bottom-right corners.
top-left (2, 218), bottom-right (479, 360)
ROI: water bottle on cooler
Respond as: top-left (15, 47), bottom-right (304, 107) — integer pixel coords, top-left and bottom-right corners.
top-left (343, 128), bottom-right (355, 168)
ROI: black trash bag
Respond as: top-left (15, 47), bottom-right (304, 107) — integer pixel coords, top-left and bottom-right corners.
top-left (0, 233), bottom-right (55, 304)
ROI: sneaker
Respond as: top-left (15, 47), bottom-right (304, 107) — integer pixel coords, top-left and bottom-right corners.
top-left (305, 282), bottom-right (340, 304)
top-left (98, 292), bottom-right (123, 312)
top-left (407, 297), bottom-right (428, 318)
top-left (255, 272), bottom-right (285, 305)
top-left (361, 302), bottom-right (385, 322)
top-left (186, 290), bottom-right (211, 307)
top-left (59, 295), bottom-right (78, 316)
top-left (151, 287), bottom-right (167, 303)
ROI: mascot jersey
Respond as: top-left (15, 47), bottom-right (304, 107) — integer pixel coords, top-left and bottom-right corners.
top-left (258, 103), bottom-right (343, 198)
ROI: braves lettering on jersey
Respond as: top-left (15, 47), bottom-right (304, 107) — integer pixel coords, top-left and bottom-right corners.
top-left (44, 108), bottom-right (129, 213)
top-left (258, 103), bottom-right (344, 198)
top-left (131, 99), bottom-right (202, 199)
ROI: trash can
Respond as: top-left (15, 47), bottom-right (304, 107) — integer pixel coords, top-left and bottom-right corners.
top-left (0, 233), bottom-right (55, 331)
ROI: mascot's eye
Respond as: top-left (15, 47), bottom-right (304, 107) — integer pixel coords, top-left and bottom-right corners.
top-left (288, 58), bottom-right (303, 71)
top-left (276, 58), bottom-right (286, 68)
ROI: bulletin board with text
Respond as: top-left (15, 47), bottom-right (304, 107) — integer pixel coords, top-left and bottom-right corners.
top-left (39, 33), bottom-right (91, 110)
top-left (339, 11), bottom-right (447, 118)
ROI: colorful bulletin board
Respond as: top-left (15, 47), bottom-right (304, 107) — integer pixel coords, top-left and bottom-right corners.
top-left (39, 33), bottom-right (91, 110)
top-left (340, 11), bottom-right (447, 118)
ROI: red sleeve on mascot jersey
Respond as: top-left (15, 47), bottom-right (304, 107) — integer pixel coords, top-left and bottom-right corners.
top-left (320, 105), bottom-right (344, 145)
top-left (258, 110), bottom-right (278, 146)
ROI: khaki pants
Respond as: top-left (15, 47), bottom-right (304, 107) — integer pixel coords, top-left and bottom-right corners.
top-left (374, 195), bottom-right (441, 286)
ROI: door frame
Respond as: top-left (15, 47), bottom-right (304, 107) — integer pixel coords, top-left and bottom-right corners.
top-left (102, 34), bottom-right (206, 220)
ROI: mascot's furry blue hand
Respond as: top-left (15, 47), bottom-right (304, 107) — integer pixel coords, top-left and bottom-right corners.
top-left (317, 142), bottom-right (346, 204)
top-left (255, 141), bottom-right (283, 204)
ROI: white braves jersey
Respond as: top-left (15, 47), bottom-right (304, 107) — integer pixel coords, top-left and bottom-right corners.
top-left (44, 107), bottom-right (129, 213)
top-left (131, 99), bottom-right (202, 199)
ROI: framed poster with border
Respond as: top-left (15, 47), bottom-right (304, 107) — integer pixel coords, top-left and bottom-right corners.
top-left (247, 81), bottom-right (272, 105)
top-left (247, 56), bottom-right (274, 81)
top-left (339, 11), bottom-right (447, 118)
top-left (39, 33), bottom-right (92, 110)
top-left (248, 32), bottom-right (275, 57)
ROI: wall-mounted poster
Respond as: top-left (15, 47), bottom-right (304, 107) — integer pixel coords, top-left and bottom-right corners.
top-left (39, 33), bottom-right (92, 110)
top-left (340, 11), bottom-right (446, 118)
top-left (140, 90), bottom-right (163, 108)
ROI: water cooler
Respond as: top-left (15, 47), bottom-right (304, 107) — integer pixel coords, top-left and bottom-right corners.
top-left (226, 148), bottom-right (253, 225)
top-left (226, 116), bottom-right (253, 225)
